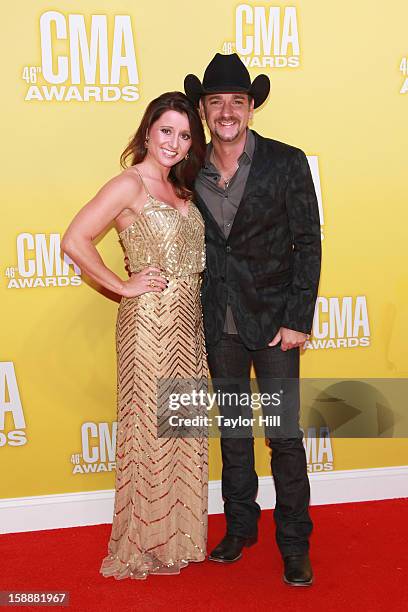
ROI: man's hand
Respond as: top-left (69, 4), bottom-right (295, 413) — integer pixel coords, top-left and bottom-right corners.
top-left (268, 327), bottom-right (309, 351)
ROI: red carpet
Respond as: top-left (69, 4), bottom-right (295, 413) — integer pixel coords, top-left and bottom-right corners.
top-left (1, 499), bottom-right (408, 611)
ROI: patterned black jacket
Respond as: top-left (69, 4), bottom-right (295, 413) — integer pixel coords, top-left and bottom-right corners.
top-left (195, 131), bottom-right (322, 350)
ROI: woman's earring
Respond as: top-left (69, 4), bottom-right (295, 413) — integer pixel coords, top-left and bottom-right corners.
top-left (144, 135), bottom-right (149, 148)
top-left (185, 153), bottom-right (189, 160)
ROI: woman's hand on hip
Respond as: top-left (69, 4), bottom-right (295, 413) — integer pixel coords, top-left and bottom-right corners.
top-left (122, 266), bottom-right (167, 298)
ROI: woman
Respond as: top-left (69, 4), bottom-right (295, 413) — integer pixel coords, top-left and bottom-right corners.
top-left (62, 92), bottom-right (208, 579)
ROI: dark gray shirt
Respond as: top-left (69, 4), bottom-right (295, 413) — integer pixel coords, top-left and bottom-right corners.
top-left (195, 129), bottom-right (255, 334)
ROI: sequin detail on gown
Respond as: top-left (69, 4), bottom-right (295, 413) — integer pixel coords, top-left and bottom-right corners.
top-left (100, 179), bottom-right (208, 580)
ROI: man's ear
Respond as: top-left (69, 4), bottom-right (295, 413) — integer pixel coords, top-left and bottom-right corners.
top-left (199, 98), bottom-right (206, 121)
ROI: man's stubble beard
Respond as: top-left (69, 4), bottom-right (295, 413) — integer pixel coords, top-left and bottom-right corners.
top-left (213, 124), bottom-right (241, 143)
top-left (214, 133), bottom-right (238, 143)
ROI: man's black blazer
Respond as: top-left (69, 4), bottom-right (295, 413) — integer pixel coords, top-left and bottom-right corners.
top-left (194, 130), bottom-right (322, 350)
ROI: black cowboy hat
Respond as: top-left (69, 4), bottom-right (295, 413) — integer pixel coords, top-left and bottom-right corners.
top-left (184, 53), bottom-right (270, 109)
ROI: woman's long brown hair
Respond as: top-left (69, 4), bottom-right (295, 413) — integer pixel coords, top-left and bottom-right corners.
top-left (120, 92), bottom-right (206, 200)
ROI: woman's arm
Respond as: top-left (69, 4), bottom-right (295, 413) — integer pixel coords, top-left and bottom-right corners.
top-left (62, 173), bottom-right (165, 297)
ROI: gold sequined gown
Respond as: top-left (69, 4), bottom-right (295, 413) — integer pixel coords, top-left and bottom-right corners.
top-left (100, 178), bottom-right (208, 580)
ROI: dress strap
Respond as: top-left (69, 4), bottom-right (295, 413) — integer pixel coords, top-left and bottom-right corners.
top-left (133, 166), bottom-right (151, 197)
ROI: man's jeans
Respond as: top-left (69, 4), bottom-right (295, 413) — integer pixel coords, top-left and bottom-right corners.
top-left (207, 333), bottom-right (313, 557)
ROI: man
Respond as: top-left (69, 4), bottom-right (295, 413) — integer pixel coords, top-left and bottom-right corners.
top-left (184, 53), bottom-right (321, 586)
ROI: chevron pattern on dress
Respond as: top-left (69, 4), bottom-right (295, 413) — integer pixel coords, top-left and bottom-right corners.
top-left (100, 198), bottom-right (208, 580)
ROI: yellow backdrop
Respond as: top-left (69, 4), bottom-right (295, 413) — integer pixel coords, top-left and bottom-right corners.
top-left (1, 0), bottom-right (407, 499)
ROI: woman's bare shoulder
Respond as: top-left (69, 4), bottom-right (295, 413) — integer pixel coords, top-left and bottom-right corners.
top-left (97, 166), bottom-right (146, 211)
top-left (106, 167), bottom-right (143, 193)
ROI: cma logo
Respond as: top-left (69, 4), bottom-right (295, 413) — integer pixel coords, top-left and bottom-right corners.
top-left (71, 422), bottom-right (117, 474)
top-left (24, 12), bottom-right (139, 102)
top-left (306, 296), bottom-right (370, 350)
top-left (304, 428), bottom-right (333, 473)
top-left (0, 362), bottom-right (27, 447)
top-left (234, 5), bottom-right (299, 68)
top-left (6, 233), bottom-right (81, 289)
